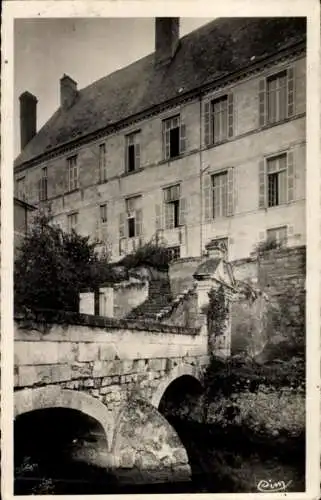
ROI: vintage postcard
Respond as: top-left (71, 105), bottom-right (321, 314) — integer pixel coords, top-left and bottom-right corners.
top-left (1, 1), bottom-right (320, 499)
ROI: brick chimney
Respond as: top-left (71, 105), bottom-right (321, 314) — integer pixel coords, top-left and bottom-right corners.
top-left (60, 74), bottom-right (78, 109)
top-left (19, 91), bottom-right (37, 151)
top-left (155, 18), bottom-right (180, 66)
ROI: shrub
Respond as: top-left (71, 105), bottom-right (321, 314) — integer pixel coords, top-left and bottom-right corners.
top-left (14, 213), bottom-right (112, 313)
top-left (119, 242), bottom-right (171, 271)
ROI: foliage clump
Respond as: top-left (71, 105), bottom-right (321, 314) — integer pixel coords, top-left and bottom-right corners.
top-left (14, 213), bottom-right (113, 313)
top-left (119, 241), bottom-right (171, 272)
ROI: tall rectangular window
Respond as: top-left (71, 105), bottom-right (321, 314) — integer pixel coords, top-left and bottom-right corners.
top-left (163, 115), bottom-right (186, 160)
top-left (16, 177), bottom-right (26, 201)
top-left (100, 204), bottom-right (107, 224)
top-left (126, 196), bottom-right (142, 238)
top-left (212, 171), bottom-right (228, 218)
top-left (99, 143), bottom-right (107, 182)
top-left (38, 167), bottom-right (48, 201)
top-left (267, 71), bottom-right (287, 124)
top-left (164, 184), bottom-right (181, 229)
top-left (267, 226), bottom-right (287, 246)
top-left (212, 96), bottom-right (228, 143)
top-left (68, 212), bottom-right (78, 233)
top-left (126, 132), bottom-right (140, 173)
top-left (67, 155), bottom-right (78, 191)
top-left (267, 154), bottom-right (287, 207)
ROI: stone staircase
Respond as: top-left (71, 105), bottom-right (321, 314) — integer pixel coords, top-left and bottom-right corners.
top-left (126, 278), bottom-right (173, 321)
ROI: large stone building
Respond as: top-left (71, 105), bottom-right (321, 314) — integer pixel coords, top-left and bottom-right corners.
top-left (14, 17), bottom-right (306, 262)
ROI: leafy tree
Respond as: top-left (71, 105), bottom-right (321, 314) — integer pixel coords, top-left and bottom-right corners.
top-left (14, 213), bottom-right (111, 313)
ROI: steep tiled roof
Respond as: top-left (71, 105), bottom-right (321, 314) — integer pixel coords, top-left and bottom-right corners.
top-left (15, 17), bottom-right (306, 168)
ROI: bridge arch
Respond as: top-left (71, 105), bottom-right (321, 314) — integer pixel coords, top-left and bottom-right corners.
top-left (14, 386), bottom-right (115, 453)
top-left (150, 363), bottom-right (203, 409)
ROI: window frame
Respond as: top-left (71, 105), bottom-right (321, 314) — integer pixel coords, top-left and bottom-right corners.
top-left (163, 184), bottom-right (181, 229)
top-left (266, 70), bottom-right (287, 125)
top-left (211, 95), bottom-right (228, 144)
top-left (163, 115), bottom-right (181, 161)
top-left (67, 155), bottom-right (79, 192)
top-left (125, 131), bottom-right (140, 173)
top-left (99, 143), bottom-right (107, 183)
top-left (67, 211), bottom-right (78, 233)
top-left (211, 170), bottom-right (228, 218)
top-left (266, 153), bottom-right (287, 208)
top-left (16, 176), bottom-right (26, 201)
top-left (266, 226), bottom-right (288, 246)
top-left (100, 203), bottom-right (107, 224)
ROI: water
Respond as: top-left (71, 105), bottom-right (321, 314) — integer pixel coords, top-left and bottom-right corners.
top-left (15, 418), bottom-right (305, 495)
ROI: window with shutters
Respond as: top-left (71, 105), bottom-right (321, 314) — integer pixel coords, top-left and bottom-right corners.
top-left (267, 71), bottom-right (287, 123)
top-left (212, 172), bottom-right (228, 218)
top-left (204, 93), bottom-right (233, 146)
top-left (259, 68), bottom-right (294, 127)
top-left (67, 212), bottom-right (78, 233)
top-left (163, 115), bottom-right (186, 160)
top-left (124, 196), bottom-right (142, 238)
top-left (38, 167), bottom-right (48, 201)
top-left (99, 143), bottom-right (107, 182)
top-left (67, 155), bottom-right (78, 191)
top-left (16, 177), bottom-right (26, 201)
top-left (125, 132), bottom-right (140, 173)
top-left (212, 96), bottom-right (228, 143)
top-left (163, 184), bottom-right (181, 229)
top-left (267, 226), bottom-right (287, 246)
top-left (267, 154), bottom-right (287, 207)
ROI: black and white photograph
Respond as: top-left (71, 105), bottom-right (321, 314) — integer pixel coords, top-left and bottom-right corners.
top-left (1, 1), bottom-right (320, 498)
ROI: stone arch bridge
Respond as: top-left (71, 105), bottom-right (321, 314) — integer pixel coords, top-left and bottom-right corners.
top-left (14, 313), bottom-right (212, 486)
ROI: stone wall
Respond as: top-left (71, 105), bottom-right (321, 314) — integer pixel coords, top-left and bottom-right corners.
top-left (14, 316), bottom-right (207, 395)
top-left (169, 257), bottom-right (202, 298)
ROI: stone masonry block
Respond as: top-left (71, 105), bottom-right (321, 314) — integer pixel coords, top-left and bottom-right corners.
top-left (99, 344), bottom-right (118, 361)
top-left (18, 365), bottom-right (52, 387)
top-left (50, 364), bottom-right (72, 383)
top-left (77, 342), bottom-right (100, 362)
top-left (93, 360), bottom-right (121, 378)
top-left (148, 358), bottom-right (166, 372)
top-left (15, 341), bottom-right (76, 366)
top-left (71, 362), bottom-right (92, 379)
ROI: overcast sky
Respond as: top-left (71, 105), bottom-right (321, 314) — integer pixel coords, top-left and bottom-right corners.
top-left (14, 17), bottom-right (213, 156)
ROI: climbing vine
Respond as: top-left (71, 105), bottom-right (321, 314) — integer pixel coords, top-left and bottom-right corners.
top-left (206, 285), bottom-right (229, 338)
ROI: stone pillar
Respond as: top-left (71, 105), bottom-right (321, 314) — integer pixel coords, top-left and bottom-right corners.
top-left (209, 294), bottom-right (232, 359)
top-left (194, 279), bottom-right (212, 338)
top-left (79, 291), bottom-right (95, 315)
top-left (99, 287), bottom-right (114, 317)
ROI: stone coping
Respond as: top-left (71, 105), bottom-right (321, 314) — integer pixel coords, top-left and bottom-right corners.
top-left (14, 309), bottom-right (201, 336)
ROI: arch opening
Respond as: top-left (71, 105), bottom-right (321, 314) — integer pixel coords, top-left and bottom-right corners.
top-left (14, 407), bottom-right (114, 495)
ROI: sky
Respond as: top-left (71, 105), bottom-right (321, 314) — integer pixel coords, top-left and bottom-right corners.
top-left (14, 17), bottom-right (213, 155)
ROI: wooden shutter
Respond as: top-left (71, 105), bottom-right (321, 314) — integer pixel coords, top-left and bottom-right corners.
top-left (135, 208), bottom-right (143, 236)
top-left (203, 100), bottom-right (211, 146)
top-left (179, 197), bottom-right (187, 226)
top-left (287, 67), bottom-right (295, 118)
top-left (287, 150), bottom-right (294, 202)
top-left (155, 204), bottom-right (162, 231)
top-left (164, 202), bottom-right (174, 229)
top-left (227, 167), bottom-right (234, 216)
top-left (227, 93), bottom-right (234, 138)
top-left (180, 122), bottom-right (186, 154)
top-left (258, 159), bottom-right (266, 209)
top-left (135, 141), bottom-right (140, 170)
top-left (259, 78), bottom-right (267, 127)
top-left (203, 174), bottom-right (212, 222)
top-left (164, 124), bottom-right (170, 160)
top-left (119, 213), bottom-right (126, 238)
top-left (124, 138), bottom-right (128, 173)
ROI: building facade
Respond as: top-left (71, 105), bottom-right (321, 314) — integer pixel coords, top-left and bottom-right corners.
top-left (14, 18), bottom-right (306, 262)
